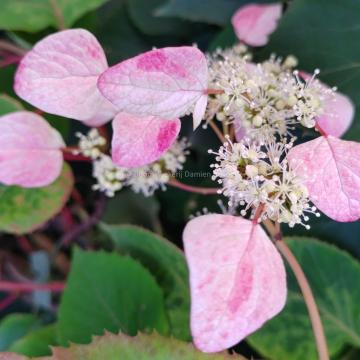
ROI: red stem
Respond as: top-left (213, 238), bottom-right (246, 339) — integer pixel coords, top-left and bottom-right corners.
top-left (0, 281), bottom-right (65, 293)
top-left (62, 149), bottom-right (91, 162)
top-left (168, 178), bottom-right (220, 195)
top-left (0, 293), bottom-right (18, 311)
top-left (205, 88), bottom-right (225, 95)
top-left (315, 124), bottom-right (328, 137)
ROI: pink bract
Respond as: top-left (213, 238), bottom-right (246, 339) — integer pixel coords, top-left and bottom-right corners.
top-left (0, 111), bottom-right (65, 187)
top-left (97, 46), bottom-right (208, 129)
top-left (111, 112), bottom-right (181, 168)
top-left (300, 72), bottom-right (354, 137)
top-left (231, 3), bottom-right (282, 47)
top-left (183, 214), bottom-right (287, 353)
top-left (288, 136), bottom-right (360, 222)
top-left (14, 29), bottom-right (117, 126)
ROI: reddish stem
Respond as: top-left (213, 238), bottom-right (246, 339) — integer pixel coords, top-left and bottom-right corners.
top-left (315, 124), bottom-right (328, 137)
top-left (205, 88), bottom-right (225, 95)
top-left (16, 236), bottom-right (33, 253)
top-left (252, 204), bottom-right (265, 224)
top-left (0, 293), bottom-right (18, 311)
top-left (168, 178), bottom-right (220, 195)
top-left (0, 281), bottom-right (65, 293)
top-left (62, 148), bottom-right (91, 162)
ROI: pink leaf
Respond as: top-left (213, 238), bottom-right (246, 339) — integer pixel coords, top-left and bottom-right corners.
top-left (288, 136), bottom-right (360, 222)
top-left (231, 3), bottom-right (282, 47)
top-left (183, 214), bottom-right (287, 353)
top-left (112, 112), bottom-right (181, 167)
top-left (0, 354), bottom-right (27, 360)
top-left (0, 111), bottom-right (64, 187)
top-left (14, 29), bottom-right (117, 126)
top-left (300, 72), bottom-right (354, 137)
top-left (97, 47), bottom-right (208, 128)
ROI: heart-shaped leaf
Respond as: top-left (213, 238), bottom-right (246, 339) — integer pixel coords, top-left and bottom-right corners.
top-left (112, 112), bottom-right (180, 167)
top-left (183, 214), bottom-right (287, 352)
top-left (249, 237), bottom-right (360, 360)
top-left (288, 136), bottom-right (360, 222)
top-left (231, 3), bottom-right (282, 46)
top-left (57, 249), bottom-right (169, 345)
top-left (0, 163), bottom-right (73, 234)
top-left (0, 111), bottom-right (65, 187)
top-left (98, 46), bottom-right (208, 128)
top-left (100, 224), bottom-right (191, 340)
top-left (14, 29), bottom-right (116, 126)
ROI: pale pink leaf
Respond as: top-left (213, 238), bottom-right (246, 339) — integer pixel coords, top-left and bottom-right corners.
top-left (0, 354), bottom-right (27, 360)
top-left (300, 72), bottom-right (354, 137)
top-left (183, 214), bottom-right (287, 353)
top-left (112, 112), bottom-right (181, 167)
top-left (288, 136), bottom-right (360, 222)
top-left (231, 3), bottom-right (282, 47)
top-left (193, 95), bottom-right (208, 129)
top-left (14, 29), bottom-right (117, 126)
top-left (97, 47), bottom-right (208, 121)
top-left (0, 111), bottom-right (64, 187)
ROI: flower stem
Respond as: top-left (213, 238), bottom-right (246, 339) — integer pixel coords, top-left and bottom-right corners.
top-left (206, 88), bottom-right (225, 95)
top-left (50, 0), bottom-right (66, 30)
top-left (208, 120), bottom-right (227, 143)
top-left (0, 281), bottom-right (65, 293)
top-left (168, 178), bottom-right (220, 195)
top-left (263, 221), bottom-right (329, 360)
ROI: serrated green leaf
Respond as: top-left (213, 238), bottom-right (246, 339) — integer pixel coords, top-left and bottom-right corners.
top-left (0, 163), bottom-right (74, 234)
top-left (57, 249), bottom-right (169, 346)
top-left (9, 324), bottom-right (57, 357)
top-left (259, 0), bottom-right (360, 140)
top-left (0, 94), bottom-right (23, 116)
top-left (0, 314), bottom-right (41, 351)
top-left (45, 332), bottom-right (245, 359)
top-left (0, 0), bottom-right (110, 32)
top-left (100, 224), bottom-right (191, 341)
top-left (249, 238), bottom-right (360, 360)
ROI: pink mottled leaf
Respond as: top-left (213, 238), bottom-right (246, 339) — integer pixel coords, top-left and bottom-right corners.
top-left (97, 47), bottom-right (208, 129)
top-left (112, 112), bottom-right (181, 168)
top-left (300, 72), bottom-right (354, 137)
top-left (183, 214), bottom-right (287, 353)
top-left (288, 136), bottom-right (360, 222)
top-left (231, 3), bottom-right (282, 47)
top-left (0, 354), bottom-right (27, 360)
top-left (14, 29), bottom-right (116, 126)
top-left (0, 111), bottom-right (64, 187)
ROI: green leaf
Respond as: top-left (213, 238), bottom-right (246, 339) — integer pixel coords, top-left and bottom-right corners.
top-left (102, 189), bottom-right (161, 231)
top-left (0, 163), bottom-right (74, 234)
top-left (9, 324), bottom-right (57, 357)
top-left (249, 238), bottom-right (360, 360)
top-left (0, 94), bottom-right (23, 116)
top-left (155, 0), bottom-right (243, 26)
top-left (126, 0), bottom-right (190, 36)
top-left (0, 0), bottom-right (110, 32)
top-left (41, 332), bottom-right (243, 359)
top-left (0, 314), bottom-right (41, 351)
top-left (208, 25), bottom-right (237, 52)
top-left (57, 249), bottom-right (169, 345)
top-left (100, 224), bottom-right (191, 341)
top-left (260, 0), bottom-right (360, 140)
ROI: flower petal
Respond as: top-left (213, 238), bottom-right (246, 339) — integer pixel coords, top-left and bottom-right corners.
top-left (300, 72), bottom-right (354, 137)
top-left (288, 136), bottom-right (360, 222)
top-left (98, 47), bottom-right (208, 120)
top-left (193, 95), bottom-right (208, 129)
top-left (183, 214), bottom-right (287, 353)
top-left (112, 112), bottom-right (181, 168)
top-left (14, 29), bottom-right (116, 126)
top-left (231, 3), bottom-right (282, 47)
top-left (0, 111), bottom-right (64, 187)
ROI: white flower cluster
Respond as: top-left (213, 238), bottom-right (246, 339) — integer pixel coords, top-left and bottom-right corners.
top-left (210, 136), bottom-right (320, 228)
top-left (75, 130), bottom-right (189, 197)
top-left (206, 46), bottom-right (334, 142)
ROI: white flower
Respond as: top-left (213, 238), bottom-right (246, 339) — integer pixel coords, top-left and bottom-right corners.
top-left (75, 129), bottom-right (106, 159)
top-left (210, 136), bottom-right (319, 228)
